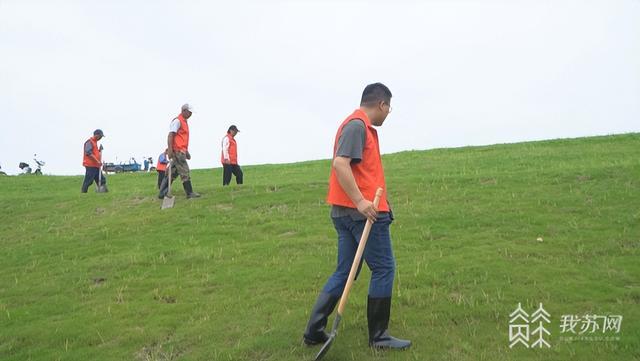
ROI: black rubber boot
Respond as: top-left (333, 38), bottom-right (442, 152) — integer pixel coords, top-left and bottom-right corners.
top-left (158, 177), bottom-right (169, 199)
top-left (183, 180), bottom-right (200, 198)
top-left (303, 292), bottom-right (340, 346)
top-left (367, 296), bottom-right (411, 350)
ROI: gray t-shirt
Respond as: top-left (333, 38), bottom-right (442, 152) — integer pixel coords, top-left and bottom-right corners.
top-left (84, 140), bottom-right (93, 155)
top-left (335, 119), bottom-right (366, 163)
top-left (331, 119), bottom-right (369, 220)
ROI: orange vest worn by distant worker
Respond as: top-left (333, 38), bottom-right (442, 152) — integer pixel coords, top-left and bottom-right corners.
top-left (82, 136), bottom-right (101, 168)
top-left (172, 114), bottom-right (190, 152)
top-left (221, 134), bottom-right (238, 165)
top-left (156, 153), bottom-right (168, 172)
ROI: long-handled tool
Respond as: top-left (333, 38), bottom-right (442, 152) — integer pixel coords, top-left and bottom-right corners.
top-left (315, 187), bottom-right (383, 361)
top-left (96, 162), bottom-right (108, 193)
top-left (161, 160), bottom-right (175, 209)
top-left (96, 144), bottom-right (108, 193)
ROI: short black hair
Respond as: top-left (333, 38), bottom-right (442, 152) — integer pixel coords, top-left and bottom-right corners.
top-left (360, 83), bottom-right (392, 107)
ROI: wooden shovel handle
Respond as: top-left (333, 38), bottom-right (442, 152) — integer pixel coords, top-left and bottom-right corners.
top-left (167, 160), bottom-right (172, 196)
top-left (336, 187), bottom-right (384, 315)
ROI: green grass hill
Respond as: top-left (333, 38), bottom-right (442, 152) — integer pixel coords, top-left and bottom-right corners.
top-left (1, 134), bottom-right (639, 361)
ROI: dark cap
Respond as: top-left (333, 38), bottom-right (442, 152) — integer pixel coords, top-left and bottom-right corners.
top-left (94, 129), bottom-right (105, 137)
top-left (228, 125), bottom-right (240, 132)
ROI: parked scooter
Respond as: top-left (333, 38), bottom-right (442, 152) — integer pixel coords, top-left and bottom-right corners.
top-left (18, 162), bottom-right (32, 174)
top-left (18, 154), bottom-right (45, 175)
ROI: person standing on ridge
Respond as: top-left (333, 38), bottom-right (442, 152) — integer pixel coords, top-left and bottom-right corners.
top-left (221, 125), bottom-right (243, 186)
top-left (156, 149), bottom-right (169, 189)
top-left (81, 129), bottom-right (108, 193)
top-left (158, 103), bottom-right (200, 199)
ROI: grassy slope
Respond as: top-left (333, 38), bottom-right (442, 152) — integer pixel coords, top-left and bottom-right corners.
top-left (0, 134), bottom-right (638, 361)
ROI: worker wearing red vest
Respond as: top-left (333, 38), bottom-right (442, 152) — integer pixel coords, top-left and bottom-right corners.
top-left (221, 125), bottom-right (243, 186)
top-left (303, 83), bottom-right (411, 350)
top-left (158, 103), bottom-right (200, 199)
top-left (156, 149), bottom-right (169, 189)
top-left (81, 129), bottom-right (107, 193)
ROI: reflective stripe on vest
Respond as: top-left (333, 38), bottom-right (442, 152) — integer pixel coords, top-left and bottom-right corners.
top-left (220, 134), bottom-right (238, 164)
top-left (326, 109), bottom-right (389, 212)
top-left (82, 137), bottom-right (101, 168)
top-left (172, 114), bottom-right (190, 152)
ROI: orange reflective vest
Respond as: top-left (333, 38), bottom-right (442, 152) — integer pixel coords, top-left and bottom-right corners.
top-left (172, 114), bottom-right (189, 152)
top-left (220, 134), bottom-right (238, 165)
top-left (156, 153), bottom-right (168, 172)
top-left (326, 109), bottom-right (389, 212)
top-left (82, 136), bottom-right (101, 168)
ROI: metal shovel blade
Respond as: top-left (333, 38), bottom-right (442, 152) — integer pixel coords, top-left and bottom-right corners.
top-left (161, 195), bottom-right (175, 209)
top-left (96, 169), bottom-right (107, 193)
top-left (161, 160), bottom-right (174, 209)
top-left (314, 314), bottom-right (341, 361)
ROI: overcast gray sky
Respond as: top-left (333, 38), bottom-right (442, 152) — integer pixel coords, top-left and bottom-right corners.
top-left (1, 0), bottom-right (638, 175)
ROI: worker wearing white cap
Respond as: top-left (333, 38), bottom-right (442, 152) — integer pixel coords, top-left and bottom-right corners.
top-left (158, 103), bottom-right (200, 199)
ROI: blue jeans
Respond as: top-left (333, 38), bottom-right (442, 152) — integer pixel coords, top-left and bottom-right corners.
top-left (322, 212), bottom-right (396, 298)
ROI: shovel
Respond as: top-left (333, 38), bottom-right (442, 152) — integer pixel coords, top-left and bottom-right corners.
top-left (315, 187), bottom-right (383, 361)
top-left (161, 160), bottom-right (175, 209)
top-left (96, 163), bottom-right (108, 193)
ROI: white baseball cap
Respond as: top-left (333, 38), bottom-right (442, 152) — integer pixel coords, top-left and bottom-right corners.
top-left (181, 103), bottom-right (194, 112)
